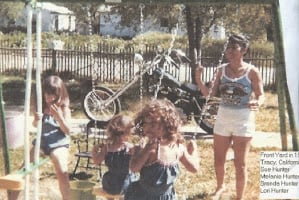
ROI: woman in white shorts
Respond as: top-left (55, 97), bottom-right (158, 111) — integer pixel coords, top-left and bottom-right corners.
top-left (195, 34), bottom-right (264, 200)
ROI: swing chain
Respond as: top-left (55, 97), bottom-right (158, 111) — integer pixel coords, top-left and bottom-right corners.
top-left (87, 7), bottom-right (97, 92)
top-left (139, 3), bottom-right (145, 108)
top-left (167, 4), bottom-right (184, 55)
top-left (153, 30), bottom-right (178, 99)
top-left (153, 69), bottom-right (164, 99)
top-left (154, 5), bottom-right (184, 99)
top-left (139, 3), bottom-right (145, 54)
top-left (86, 6), bottom-right (99, 131)
top-left (136, 4), bottom-right (183, 140)
top-left (178, 4), bottom-right (185, 26)
top-left (198, 36), bottom-right (230, 121)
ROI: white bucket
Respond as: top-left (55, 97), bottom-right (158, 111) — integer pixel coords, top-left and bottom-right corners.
top-left (5, 107), bottom-right (24, 149)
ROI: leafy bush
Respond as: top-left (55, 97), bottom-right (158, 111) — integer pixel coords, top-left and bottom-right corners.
top-left (132, 31), bottom-right (188, 49)
top-left (201, 37), bottom-right (274, 57)
top-left (1, 76), bottom-right (26, 105)
top-left (250, 41), bottom-right (274, 57)
top-left (0, 32), bottom-right (273, 57)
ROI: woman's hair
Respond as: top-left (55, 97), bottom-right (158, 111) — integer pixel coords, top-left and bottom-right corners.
top-left (42, 75), bottom-right (69, 109)
top-left (135, 99), bottom-right (183, 143)
top-left (107, 114), bottom-right (134, 142)
top-left (228, 34), bottom-right (249, 49)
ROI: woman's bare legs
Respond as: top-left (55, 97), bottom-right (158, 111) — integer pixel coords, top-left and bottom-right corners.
top-left (232, 136), bottom-right (252, 200)
top-left (213, 134), bottom-right (232, 195)
top-left (50, 147), bottom-right (70, 200)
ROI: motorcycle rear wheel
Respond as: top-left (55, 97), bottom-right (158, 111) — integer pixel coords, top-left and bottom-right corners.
top-left (83, 86), bottom-right (121, 123)
top-left (194, 99), bottom-right (220, 134)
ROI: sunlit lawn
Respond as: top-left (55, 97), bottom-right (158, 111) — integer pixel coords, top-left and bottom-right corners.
top-left (1, 77), bottom-right (287, 200)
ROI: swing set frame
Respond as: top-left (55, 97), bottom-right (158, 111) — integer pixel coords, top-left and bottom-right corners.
top-left (0, 0), bottom-right (298, 199)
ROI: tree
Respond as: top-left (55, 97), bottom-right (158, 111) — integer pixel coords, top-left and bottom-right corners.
top-left (104, 4), bottom-right (184, 36)
top-left (185, 3), bottom-right (272, 83)
top-left (0, 2), bottom-right (25, 32)
top-left (63, 2), bottom-right (102, 34)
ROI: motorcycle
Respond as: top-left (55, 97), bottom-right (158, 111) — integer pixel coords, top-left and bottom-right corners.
top-left (82, 49), bottom-right (219, 134)
top-left (143, 65), bottom-right (219, 134)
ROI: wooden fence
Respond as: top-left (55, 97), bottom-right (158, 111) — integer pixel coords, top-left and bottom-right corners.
top-left (0, 43), bottom-right (275, 89)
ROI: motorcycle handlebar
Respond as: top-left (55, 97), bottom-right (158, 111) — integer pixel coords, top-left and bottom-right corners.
top-left (139, 48), bottom-right (192, 71)
top-left (151, 53), bottom-right (181, 69)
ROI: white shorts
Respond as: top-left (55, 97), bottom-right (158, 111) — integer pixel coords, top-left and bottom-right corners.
top-left (214, 106), bottom-right (255, 137)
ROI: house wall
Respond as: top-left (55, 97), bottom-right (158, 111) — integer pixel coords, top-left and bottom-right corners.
top-left (57, 15), bottom-right (75, 32)
top-left (99, 13), bottom-right (186, 38)
top-left (41, 11), bottom-right (75, 32)
top-left (41, 10), bottom-right (55, 32)
top-left (8, 3), bottom-right (75, 33)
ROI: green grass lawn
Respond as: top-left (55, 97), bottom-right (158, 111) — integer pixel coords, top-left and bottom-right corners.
top-left (1, 75), bottom-right (281, 132)
top-left (0, 76), bottom-right (286, 199)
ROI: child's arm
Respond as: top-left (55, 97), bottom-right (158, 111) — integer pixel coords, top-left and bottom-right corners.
top-left (51, 105), bottom-right (71, 135)
top-left (179, 140), bottom-right (200, 173)
top-left (92, 144), bottom-right (106, 165)
top-left (32, 112), bottom-right (42, 127)
top-left (129, 141), bottom-right (156, 173)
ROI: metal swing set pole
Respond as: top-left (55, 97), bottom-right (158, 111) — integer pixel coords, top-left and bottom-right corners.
top-left (23, 1), bottom-right (44, 199)
top-left (0, 1), bottom-right (34, 199)
top-left (23, 1), bottom-right (34, 199)
top-left (0, 2), bottom-right (35, 199)
top-left (0, 1), bottom-right (44, 200)
top-left (33, 2), bottom-right (43, 200)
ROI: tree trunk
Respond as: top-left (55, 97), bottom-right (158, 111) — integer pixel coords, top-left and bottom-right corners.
top-left (185, 6), bottom-right (197, 84)
top-left (186, 6), bottom-right (205, 84)
top-left (195, 16), bottom-right (202, 52)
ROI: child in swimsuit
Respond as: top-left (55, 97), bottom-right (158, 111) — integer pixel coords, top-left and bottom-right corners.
top-left (125, 99), bottom-right (200, 200)
top-left (92, 114), bottom-right (137, 199)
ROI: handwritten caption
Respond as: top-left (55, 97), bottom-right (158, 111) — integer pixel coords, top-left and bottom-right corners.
top-left (260, 151), bottom-right (299, 199)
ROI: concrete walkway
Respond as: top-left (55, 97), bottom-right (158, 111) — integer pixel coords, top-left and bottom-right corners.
top-left (252, 131), bottom-right (294, 149)
top-left (180, 125), bottom-right (292, 149)
top-left (69, 118), bottom-right (291, 149)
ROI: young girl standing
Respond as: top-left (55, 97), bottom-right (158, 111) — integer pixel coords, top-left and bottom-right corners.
top-left (32, 75), bottom-right (71, 200)
top-left (92, 114), bottom-right (137, 199)
top-left (124, 99), bottom-right (199, 200)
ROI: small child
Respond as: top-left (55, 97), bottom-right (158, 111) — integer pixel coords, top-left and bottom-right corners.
top-left (33, 75), bottom-right (71, 200)
top-left (125, 99), bottom-right (200, 200)
top-left (92, 114), bottom-right (137, 199)
top-left (11, 75), bottom-right (71, 200)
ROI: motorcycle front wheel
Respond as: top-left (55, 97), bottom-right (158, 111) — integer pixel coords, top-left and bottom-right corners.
top-left (194, 99), bottom-right (220, 134)
top-left (83, 86), bottom-right (121, 122)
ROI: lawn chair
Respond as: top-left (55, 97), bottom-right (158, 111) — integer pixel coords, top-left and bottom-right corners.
top-left (72, 120), bottom-right (108, 178)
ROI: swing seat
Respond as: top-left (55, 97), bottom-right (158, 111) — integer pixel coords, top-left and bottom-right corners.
top-left (92, 186), bottom-right (124, 199)
top-left (0, 174), bottom-right (24, 190)
top-left (0, 158), bottom-right (50, 191)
